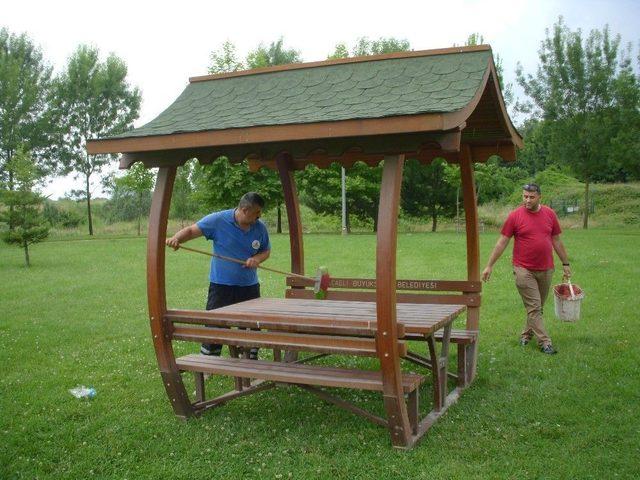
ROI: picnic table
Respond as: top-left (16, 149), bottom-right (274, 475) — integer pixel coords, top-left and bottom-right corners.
top-left (168, 297), bottom-right (469, 433)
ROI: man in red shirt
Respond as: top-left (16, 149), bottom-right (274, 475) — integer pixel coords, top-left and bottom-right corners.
top-left (481, 183), bottom-right (571, 354)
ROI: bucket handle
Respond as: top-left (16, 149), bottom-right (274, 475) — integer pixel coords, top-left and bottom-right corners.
top-left (567, 278), bottom-right (576, 300)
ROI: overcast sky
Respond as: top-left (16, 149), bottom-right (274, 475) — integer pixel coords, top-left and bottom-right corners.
top-left (3, 0), bottom-right (639, 198)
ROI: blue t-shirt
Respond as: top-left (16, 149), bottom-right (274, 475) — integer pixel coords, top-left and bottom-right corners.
top-left (196, 209), bottom-right (271, 286)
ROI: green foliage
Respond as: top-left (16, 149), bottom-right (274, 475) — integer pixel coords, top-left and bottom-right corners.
top-left (52, 45), bottom-right (141, 235)
top-left (401, 158), bottom-right (456, 231)
top-left (516, 17), bottom-right (640, 228)
top-left (102, 162), bottom-right (154, 235)
top-left (42, 201), bottom-right (84, 229)
top-left (170, 160), bottom-right (199, 226)
top-left (0, 28), bottom-right (57, 187)
top-left (474, 157), bottom-right (520, 203)
top-left (0, 148), bottom-right (48, 265)
top-left (191, 157), bottom-right (283, 226)
top-left (246, 38), bottom-right (302, 69)
top-left (298, 162), bottom-right (383, 232)
top-left (208, 40), bottom-right (244, 74)
top-left (351, 37), bottom-right (411, 56)
top-left (327, 43), bottom-right (349, 60)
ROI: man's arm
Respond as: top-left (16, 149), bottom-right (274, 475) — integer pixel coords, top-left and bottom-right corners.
top-left (166, 224), bottom-right (203, 250)
top-left (551, 234), bottom-right (571, 278)
top-left (244, 249), bottom-right (270, 269)
top-left (481, 234), bottom-right (511, 282)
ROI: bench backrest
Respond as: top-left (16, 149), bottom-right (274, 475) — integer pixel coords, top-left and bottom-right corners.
top-left (286, 276), bottom-right (481, 307)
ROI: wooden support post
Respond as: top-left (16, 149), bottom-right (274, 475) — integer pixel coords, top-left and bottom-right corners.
top-left (194, 372), bottom-right (205, 402)
top-left (460, 145), bottom-right (480, 383)
top-left (276, 152), bottom-right (304, 363)
top-left (148, 167), bottom-right (193, 418)
top-left (376, 155), bottom-right (414, 449)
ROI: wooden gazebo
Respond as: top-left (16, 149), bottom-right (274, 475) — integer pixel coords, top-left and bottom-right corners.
top-left (87, 45), bottom-right (522, 449)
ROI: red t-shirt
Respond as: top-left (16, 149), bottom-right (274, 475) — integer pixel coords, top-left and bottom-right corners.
top-left (500, 205), bottom-right (561, 271)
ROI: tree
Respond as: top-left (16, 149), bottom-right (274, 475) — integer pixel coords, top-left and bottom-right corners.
top-left (208, 40), bottom-right (244, 74)
top-left (0, 148), bottom-right (49, 266)
top-left (0, 28), bottom-right (57, 226)
top-left (516, 17), bottom-right (633, 228)
top-left (117, 162), bottom-right (154, 236)
top-left (53, 45), bottom-right (141, 235)
top-left (351, 37), bottom-right (411, 57)
top-left (298, 162), bottom-right (383, 231)
top-left (402, 158), bottom-right (456, 232)
top-left (607, 47), bottom-right (640, 181)
top-left (246, 38), bottom-right (302, 69)
top-left (192, 158), bottom-right (283, 230)
top-left (170, 159), bottom-right (199, 227)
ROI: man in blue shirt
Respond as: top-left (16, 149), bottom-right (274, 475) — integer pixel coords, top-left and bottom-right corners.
top-left (166, 192), bottom-right (271, 359)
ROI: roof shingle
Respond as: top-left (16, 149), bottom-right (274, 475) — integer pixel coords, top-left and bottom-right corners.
top-left (111, 50), bottom-right (492, 139)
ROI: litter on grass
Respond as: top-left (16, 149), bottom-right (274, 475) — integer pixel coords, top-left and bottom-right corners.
top-left (69, 386), bottom-right (96, 399)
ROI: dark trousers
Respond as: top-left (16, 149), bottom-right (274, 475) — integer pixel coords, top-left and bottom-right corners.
top-left (202, 282), bottom-right (260, 356)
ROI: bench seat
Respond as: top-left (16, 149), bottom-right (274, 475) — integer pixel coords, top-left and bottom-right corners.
top-left (434, 329), bottom-right (478, 344)
top-left (176, 354), bottom-right (424, 393)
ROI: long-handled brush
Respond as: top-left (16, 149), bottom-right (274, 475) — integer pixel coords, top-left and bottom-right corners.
top-left (174, 244), bottom-right (331, 299)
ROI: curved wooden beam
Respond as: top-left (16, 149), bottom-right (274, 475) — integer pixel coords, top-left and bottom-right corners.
top-left (376, 154), bottom-right (413, 448)
top-left (460, 146), bottom-right (480, 382)
top-left (148, 166), bottom-right (193, 418)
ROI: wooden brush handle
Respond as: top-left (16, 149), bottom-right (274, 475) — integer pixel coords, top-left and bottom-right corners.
top-left (176, 244), bottom-right (316, 282)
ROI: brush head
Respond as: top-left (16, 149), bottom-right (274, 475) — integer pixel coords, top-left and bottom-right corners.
top-left (314, 266), bottom-right (330, 299)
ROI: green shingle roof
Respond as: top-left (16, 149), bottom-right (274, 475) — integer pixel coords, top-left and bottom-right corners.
top-left (114, 49), bottom-right (491, 139)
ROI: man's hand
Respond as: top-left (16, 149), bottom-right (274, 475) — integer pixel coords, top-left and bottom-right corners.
top-left (244, 257), bottom-right (260, 269)
top-left (165, 224), bottom-right (203, 251)
top-left (481, 266), bottom-right (492, 282)
top-left (166, 235), bottom-right (181, 250)
top-left (562, 264), bottom-right (572, 279)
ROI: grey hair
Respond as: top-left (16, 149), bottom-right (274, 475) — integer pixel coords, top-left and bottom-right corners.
top-left (238, 192), bottom-right (265, 209)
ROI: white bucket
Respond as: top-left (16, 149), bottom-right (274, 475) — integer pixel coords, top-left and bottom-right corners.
top-left (553, 281), bottom-right (584, 322)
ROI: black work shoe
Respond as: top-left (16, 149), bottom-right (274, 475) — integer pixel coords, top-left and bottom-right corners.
top-left (541, 344), bottom-right (557, 355)
top-left (249, 348), bottom-right (259, 360)
top-left (200, 344), bottom-right (221, 356)
top-left (519, 338), bottom-right (530, 347)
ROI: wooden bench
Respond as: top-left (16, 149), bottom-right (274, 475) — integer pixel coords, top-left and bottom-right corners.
top-left (436, 329), bottom-right (477, 388)
top-left (176, 354), bottom-right (424, 431)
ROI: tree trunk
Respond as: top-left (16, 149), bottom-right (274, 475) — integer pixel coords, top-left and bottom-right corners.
top-left (137, 192), bottom-right (143, 236)
top-left (431, 211), bottom-right (437, 232)
top-left (345, 205), bottom-right (351, 234)
top-left (277, 202), bottom-right (282, 234)
top-left (8, 169), bottom-right (15, 231)
top-left (23, 240), bottom-right (30, 267)
top-left (582, 178), bottom-right (590, 229)
top-left (86, 174), bottom-right (93, 236)
top-left (373, 215), bottom-right (378, 232)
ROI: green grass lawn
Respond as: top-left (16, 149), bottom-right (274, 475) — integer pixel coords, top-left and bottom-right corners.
top-left (1, 229), bottom-right (639, 479)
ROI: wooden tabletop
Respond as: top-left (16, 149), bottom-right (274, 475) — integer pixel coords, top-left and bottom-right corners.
top-left (211, 297), bottom-right (465, 335)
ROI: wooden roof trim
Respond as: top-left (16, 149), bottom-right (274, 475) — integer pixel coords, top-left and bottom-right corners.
top-left (87, 112), bottom-right (455, 155)
top-left (189, 45), bottom-right (492, 83)
top-left (485, 57), bottom-right (523, 149)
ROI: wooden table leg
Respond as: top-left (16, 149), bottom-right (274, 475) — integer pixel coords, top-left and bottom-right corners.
top-left (229, 346), bottom-right (243, 391)
top-left (407, 390), bottom-right (419, 434)
top-left (427, 323), bottom-right (452, 412)
top-left (194, 372), bottom-right (205, 402)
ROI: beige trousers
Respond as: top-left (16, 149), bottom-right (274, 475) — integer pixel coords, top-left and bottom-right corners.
top-left (513, 266), bottom-right (554, 347)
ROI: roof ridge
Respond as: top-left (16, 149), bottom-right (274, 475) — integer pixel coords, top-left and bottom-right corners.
top-left (189, 44), bottom-right (492, 83)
